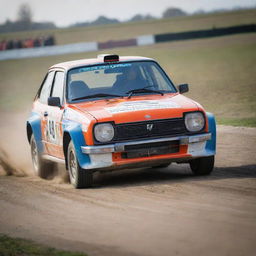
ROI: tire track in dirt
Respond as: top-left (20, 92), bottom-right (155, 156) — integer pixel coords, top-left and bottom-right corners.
top-left (0, 112), bottom-right (256, 256)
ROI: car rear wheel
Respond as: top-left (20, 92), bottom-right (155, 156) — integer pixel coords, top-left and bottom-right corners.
top-left (30, 134), bottom-right (55, 179)
top-left (67, 141), bottom-right (93, 188)
top-left (189, 156), bottom-right (214, 176)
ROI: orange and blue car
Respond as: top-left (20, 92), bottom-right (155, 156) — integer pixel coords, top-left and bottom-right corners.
top-left (27, 54), bottom-right (216, 188)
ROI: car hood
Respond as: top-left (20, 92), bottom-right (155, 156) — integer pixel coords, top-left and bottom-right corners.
top-left (70, 94), bottom-right (199, 124)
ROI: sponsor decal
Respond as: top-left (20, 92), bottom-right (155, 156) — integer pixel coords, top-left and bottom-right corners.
top-left (78, 63), bottom-right (132, 73)
top-left (106, 100), bottom-right (180, 114)
top-left (63, 109), bottom-right (90, 132)
top-left (63, 108), bottom-right (83, 122)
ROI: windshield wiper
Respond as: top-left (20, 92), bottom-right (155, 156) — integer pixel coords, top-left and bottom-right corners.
top-left (72, 93), bottom-right (123, 101)
top-left (126, 87), bottom-right (164, 99)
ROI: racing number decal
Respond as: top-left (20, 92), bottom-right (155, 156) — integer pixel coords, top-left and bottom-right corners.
top-left (46, 119), bottom-right (60, 144)
top-left (48, 120), bottom-right (56, 141)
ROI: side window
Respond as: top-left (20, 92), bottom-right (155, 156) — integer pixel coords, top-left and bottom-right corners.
top-left (39, 71), bottom-right (55, 104)
top-left (51, 71), bottom-right (65, 104)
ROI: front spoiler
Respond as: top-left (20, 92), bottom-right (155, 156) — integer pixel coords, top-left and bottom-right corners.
top-left (81, 133), bottom-right (211, 154)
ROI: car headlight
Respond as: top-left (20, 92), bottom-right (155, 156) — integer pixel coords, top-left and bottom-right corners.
top-left (185, 112), bottom-right (205, 132)
top-left (94, 123), bottom-right (114, 142)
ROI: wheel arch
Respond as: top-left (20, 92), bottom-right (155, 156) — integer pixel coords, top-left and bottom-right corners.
top-left (62, 120), bottom-right (91, 170)
top-left (205, 112), bottom-right (216, 155)
top-left (26, 122), bottom-right (33, 143)
top-left (26, 112), bottom-right (44, 153)
top-left (63, 131), bottom-right (71, 170)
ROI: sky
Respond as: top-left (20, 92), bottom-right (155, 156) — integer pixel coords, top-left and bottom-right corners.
top-left (1, 0), bottom-right (256, 27)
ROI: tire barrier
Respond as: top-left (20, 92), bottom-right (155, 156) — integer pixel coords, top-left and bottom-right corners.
top-left (98, 38), bottom-right (137, 49)
top-left (155, 24), bottom-right (256, 43)
top-left (0, 42), bottom-right (98, 61)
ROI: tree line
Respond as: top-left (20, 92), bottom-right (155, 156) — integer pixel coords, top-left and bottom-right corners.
top-left (0, 4), bottom-right (56, 33)
top-left (0, 3), bottom-right (254, 33)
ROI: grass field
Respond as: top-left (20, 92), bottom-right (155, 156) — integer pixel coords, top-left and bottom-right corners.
top-left (0, 32), bottom-right (255, 126)
top-left (0, 9), bottom-right (256, 127)
top-left (0, 234), bottom-right (87, 256)
top-left (0, 9), bottom-right (256, 45)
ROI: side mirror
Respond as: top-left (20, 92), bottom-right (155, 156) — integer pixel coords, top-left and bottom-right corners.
top-left (48, 97), bottom-right (61, 107)
top-left (178, 84), bottom-right (189, 94)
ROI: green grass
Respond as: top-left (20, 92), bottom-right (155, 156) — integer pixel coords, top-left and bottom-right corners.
top-left (0, 234), bottom-right (87, 256)
top-left (0, 9), bottom-right (255, 45)
top-left (217, 118), bottom-right (256, 127)
top-left (1, 33), bottom-right (256, 127)
top-left (0, 9), bottom-right (256, 127)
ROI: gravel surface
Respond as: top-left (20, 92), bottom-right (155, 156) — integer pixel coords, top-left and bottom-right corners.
top-left (0, 113), bottom-right (256, 256)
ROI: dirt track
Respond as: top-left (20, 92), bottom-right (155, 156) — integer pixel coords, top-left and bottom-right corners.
top-left (0, 112), bottom-right (256, 256)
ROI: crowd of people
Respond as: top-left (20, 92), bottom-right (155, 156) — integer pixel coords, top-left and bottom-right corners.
top-left (0, 35), bottom-right (55, 51)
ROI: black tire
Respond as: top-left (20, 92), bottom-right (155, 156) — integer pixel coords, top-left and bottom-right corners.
top-left (189, 156), bottom-right (214, 176)
top-left (30, 134), bottom-right (55, 179)
top-left (67, 141), bottom-right (93, 188)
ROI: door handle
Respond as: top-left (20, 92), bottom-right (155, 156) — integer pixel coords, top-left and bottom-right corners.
top-left (44, 111), bottom-right (48, 117)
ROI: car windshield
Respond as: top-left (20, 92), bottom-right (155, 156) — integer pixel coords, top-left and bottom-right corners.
top-left (67, 61), bottom-right (176, 102)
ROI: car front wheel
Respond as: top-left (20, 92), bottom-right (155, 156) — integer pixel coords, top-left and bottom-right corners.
top-left (67, 141), bottom-right (93, 188)
top-left (30, 134), bottom-right (55, 179)
top-left (189, 156), bottom-right (214, 176)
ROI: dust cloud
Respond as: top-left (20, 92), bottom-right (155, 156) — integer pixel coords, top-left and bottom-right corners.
top-left (0, 110), bottom-right (69, 183)
top-left (0, 148), bottom-right (27, 176)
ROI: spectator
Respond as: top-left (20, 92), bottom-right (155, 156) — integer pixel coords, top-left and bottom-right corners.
top-left (6, 40), bottom-right (14, 50)
top-left (33, 37), bottom-right (41, 47)
top-left (44, 35), bottom-right (55, 46)
top-left (23, 38), bottom-right (34, 48)
top-left (0, 40), bottom-right (7, 51)
top-left (0, 35), bottom-right (55, 51)
top-left (13, 39), bottom-right (20, 49)
top-left (17, 39), bottom-right (23, 48)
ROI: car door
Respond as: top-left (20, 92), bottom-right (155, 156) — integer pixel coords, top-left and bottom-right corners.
top-left (37, 71), bottom-right (55, 153)
top-left (44, 70), bottom-right (65, 159)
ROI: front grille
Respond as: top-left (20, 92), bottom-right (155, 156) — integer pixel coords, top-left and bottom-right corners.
top-left (114, 118), bottom-right (186, 142)
top-left (121, 140), bottom-right (179, 159)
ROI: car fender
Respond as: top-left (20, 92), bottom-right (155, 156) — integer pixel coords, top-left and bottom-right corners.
top-left (205, 112), bottom-right (216, 155)
top-left (27, 112), bottom-right (44, 153)
top-left (62, 119), bottom-right (90, 169)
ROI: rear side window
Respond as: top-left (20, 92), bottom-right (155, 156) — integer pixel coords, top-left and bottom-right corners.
top-left (39, 71), bottom-right (55, 104)
top-left (51, 71), bottom-right (65, 104)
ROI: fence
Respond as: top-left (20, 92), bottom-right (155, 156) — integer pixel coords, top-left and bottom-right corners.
top-left (0, 24), bottom-right (255, 61)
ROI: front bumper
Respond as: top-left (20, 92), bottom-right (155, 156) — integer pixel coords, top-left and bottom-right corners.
top-left (79, 133), bottom-right (215, 170)
top-left (81, 133), bottom-right (211, 154)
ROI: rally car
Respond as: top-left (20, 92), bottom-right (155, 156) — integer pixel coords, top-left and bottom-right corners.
top-left (27, 54), bottom-right (216, 188)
